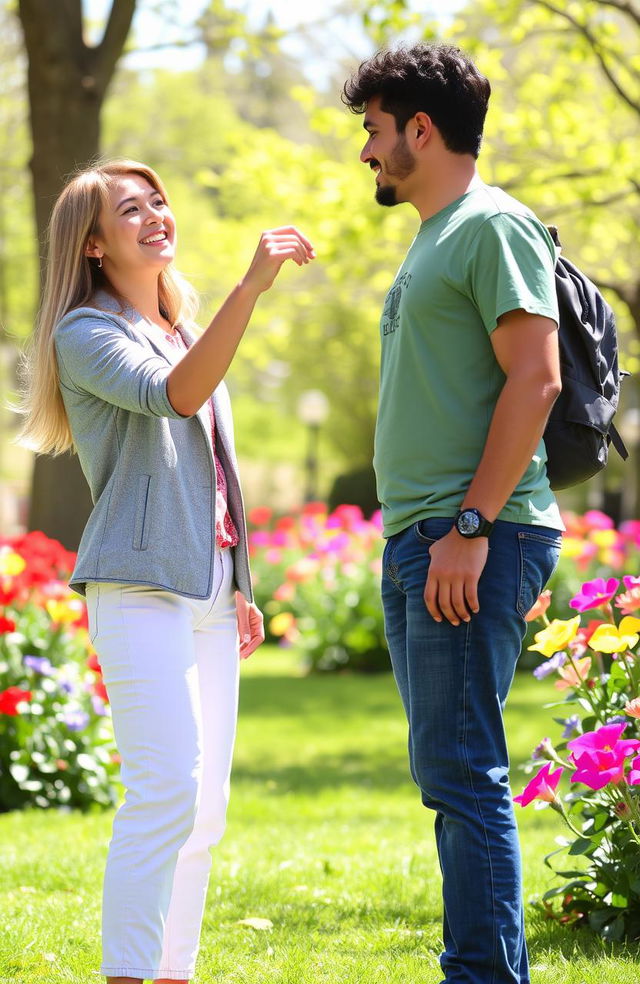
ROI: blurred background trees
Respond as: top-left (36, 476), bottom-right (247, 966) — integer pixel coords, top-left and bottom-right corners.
top-left (1, 0), bottom-right (639, 547)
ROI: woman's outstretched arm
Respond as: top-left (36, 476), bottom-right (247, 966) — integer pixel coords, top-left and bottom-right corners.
top-left (167, 227), bottom-right (314, 416)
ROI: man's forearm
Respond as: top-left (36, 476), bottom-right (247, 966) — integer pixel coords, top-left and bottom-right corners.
top-left (462, 371), bottom-right (560, 519)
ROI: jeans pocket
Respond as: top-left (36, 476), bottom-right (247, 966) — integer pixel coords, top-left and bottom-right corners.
top-left (413, 518), bottom-right (453, 545)
top-left (517, 530), bottom-right (562, 618)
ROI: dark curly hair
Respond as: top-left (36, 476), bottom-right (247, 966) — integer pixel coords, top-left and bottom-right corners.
top-left (342, 43), bottom-right (491, 159)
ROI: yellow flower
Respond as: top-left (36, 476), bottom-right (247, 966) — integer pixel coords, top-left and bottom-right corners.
top-left (528, 616), bottom-right (581, 657)
top-left (45, 598), bottom-right (85, 624)
top-left (588, 616), bottom-right (640, 654)
top-left (591, 529), bottom-right (619, 549)
top-left (269, 612), bottom-right (296, 637)
top-left (0, 549), bottom-right (26, 577)
top-left (560, 537), bottom-right (586, 559)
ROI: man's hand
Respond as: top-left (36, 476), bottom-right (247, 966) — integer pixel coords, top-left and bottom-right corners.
top-left (235, 592), bottom-right (265, 659)
top-left (424, 530), bottom-right (489, 626)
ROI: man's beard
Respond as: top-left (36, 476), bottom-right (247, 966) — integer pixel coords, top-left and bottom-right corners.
top-left (373, 135), bottom-right (416, 208)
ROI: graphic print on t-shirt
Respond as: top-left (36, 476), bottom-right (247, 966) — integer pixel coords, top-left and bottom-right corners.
top-left (382, 272), bottom-right (412, 336)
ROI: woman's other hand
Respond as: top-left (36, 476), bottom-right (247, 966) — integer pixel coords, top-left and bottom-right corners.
top-left (235, 592), bottom-right (265, 659)
top-left (241, 227), bottom-right (315, 294)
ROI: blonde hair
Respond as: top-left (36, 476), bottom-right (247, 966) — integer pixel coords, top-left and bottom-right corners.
top-left (18, 158), bottom-right (198, 455)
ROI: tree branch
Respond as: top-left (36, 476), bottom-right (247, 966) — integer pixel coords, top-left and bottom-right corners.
top-left (92, 0), bottom-right (137, 93)
top-left (532, 0), bottom-right (640, 116)
top-left (594, 0), bottom-right (640, 30)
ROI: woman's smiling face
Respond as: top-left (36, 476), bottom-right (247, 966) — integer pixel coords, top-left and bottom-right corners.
top-left (89, 172), bottom-right (176, 274)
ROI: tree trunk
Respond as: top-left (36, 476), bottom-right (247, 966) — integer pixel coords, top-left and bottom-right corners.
top-left (17, 0), bottom-right (136, 548)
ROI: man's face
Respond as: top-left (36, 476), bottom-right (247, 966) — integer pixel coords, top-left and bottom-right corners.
top-left (360, 96), bottom-right (416, 207)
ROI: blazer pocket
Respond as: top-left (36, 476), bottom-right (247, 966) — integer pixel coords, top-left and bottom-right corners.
top-left (133, 474), bottom-right (152, 551)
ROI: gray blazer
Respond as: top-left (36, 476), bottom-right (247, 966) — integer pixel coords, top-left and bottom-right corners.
top-left (54, 291), bottom-right (252, 601)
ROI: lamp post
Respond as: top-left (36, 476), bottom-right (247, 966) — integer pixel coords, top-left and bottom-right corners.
top-left (619, 407), bottom-right (640, 520)
top-left (297, 390), bottom-right (329, 503)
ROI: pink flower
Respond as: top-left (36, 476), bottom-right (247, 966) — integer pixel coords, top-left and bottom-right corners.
top-left (248, 531), bottom-right (271, 549)
top-left (624, 697), bottom-right (640, 719)
top-left (620, 522), bottom-right (640, 546)
top-left (583, 509), bottom-right (615, 531)
top-left (273, 582), bottom-right (295, 603)
top-left (568, 722), bottom-right (638, 759)
top-left (615, 586), bottom-right (640, 616)
top-left (628, 754), bottom-right (640, 786)
top-left (569, 577), bottom-right (619, 613)
top-left (554, 656), bottom-right (591, 690)
top-left (570, 751), bottom-right (628, 790)
top-left (330, 504), bottom-right (364, 529)
top-left (569, 619), bottom-right (605, 657)
top-left (567, 723), bottom-right (640, 789)
top-left (525, 589), bottom-right (552, 622)
top-left (514, 762), bottom-right (563, 806)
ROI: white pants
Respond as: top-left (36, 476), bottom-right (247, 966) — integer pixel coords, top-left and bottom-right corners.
top-left (86, 547), bottom-right (239, 981)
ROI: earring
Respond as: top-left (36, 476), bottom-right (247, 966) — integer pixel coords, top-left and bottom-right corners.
top-left (97, 256), bottom-right (103, 269)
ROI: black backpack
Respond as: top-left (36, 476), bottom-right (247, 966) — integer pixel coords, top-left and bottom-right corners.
top-left (542, 227), bottom-right (629, 490)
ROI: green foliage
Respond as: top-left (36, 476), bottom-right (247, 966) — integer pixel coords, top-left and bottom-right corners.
top-left (102, 62), bottom-right (415, 467)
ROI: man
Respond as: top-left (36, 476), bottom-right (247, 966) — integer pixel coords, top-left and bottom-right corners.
top-left (342, 43), bottom-right (564, 984)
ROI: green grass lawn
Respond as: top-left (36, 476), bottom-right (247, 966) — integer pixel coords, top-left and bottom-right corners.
top-left (1, 647), bottom-right (639, 983)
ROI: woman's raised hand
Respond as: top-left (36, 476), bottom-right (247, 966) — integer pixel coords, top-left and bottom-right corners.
top-left (242, 227), bottom-right (315, 294)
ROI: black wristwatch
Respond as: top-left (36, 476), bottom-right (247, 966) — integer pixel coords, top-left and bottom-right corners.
top-left (454, 508), bottom-right (494, 539)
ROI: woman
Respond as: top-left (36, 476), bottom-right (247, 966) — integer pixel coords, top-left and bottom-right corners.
top-left (19, 159), bottom-right (314, 983)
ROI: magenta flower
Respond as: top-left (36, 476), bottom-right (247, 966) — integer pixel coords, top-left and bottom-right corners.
top-left (569, 577), bottom-right (620, 612)
top-left (583, 509), bottom-right (615, 531)
top-left (628, 755), bottom-right (640, 786)
top-left (513, 762), bottom-right (563, 807)
top-left (567, 723), bottom-right (640, 790)
top-left (570, 750), bottom-right (629, 790)
top-left (623, 575), bottom-right (640, 590)
top-left (567, 722), bottom-right (638, 759)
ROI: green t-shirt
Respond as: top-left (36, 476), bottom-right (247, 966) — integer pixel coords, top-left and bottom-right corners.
top-left (374, 183), bottom-right (563, 538)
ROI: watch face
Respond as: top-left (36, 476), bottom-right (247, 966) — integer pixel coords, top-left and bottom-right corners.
top-left (458, 510), bottom-right (480, 536)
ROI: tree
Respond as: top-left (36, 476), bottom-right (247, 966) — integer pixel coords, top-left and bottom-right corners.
top-left (16, 0), bottom-right (137, 548)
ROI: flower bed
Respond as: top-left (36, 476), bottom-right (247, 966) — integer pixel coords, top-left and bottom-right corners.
top-left (515, 575), bottom-right (640, 940)
top-left (249, 503), bottom-right (388, 672)
top-left (0, 532), bottom-right (118, 811)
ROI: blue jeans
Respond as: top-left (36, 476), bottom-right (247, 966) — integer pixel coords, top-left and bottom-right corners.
top-left (381, 518), bottom-right (561, 984)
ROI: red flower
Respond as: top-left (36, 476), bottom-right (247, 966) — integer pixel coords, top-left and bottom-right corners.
top-left (0, 615), bottom-right (16, 634)
top-left (275, 516), bottom-right (296, 532)
top-left (248, 506), bottom-right (273, 526)
top-left (93, 680), bottom-right (109, 703)
top-left (0, 686), bottom-right (32, 715)
top-left (301, 501), bottom-right (327, 516)
top-left (87, 652), bottom-right (103, 674)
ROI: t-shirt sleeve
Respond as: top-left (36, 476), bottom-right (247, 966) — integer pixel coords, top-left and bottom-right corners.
top-left (54, 309), bottom-right (188, 418)
top-left (464, 212), bottom-right (559, 334)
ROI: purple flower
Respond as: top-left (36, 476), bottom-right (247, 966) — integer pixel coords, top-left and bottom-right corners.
top-left (23, 655), bottom-right (53, 676)
top-left (91, 695), bottom-right (107, 717)
top-left (561, 715), bottom-right (581, 739)
top-left (533, 652), bottom-right (567, 679)
top-left (62, 709), bottom-right (90, 732)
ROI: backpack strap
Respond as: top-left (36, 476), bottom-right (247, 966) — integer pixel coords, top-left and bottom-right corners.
top-left (609, 423), bottom-right (629, 461)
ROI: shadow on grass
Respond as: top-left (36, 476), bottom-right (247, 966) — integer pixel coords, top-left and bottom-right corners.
top-left (527, 913), bottom-right (636, 961)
